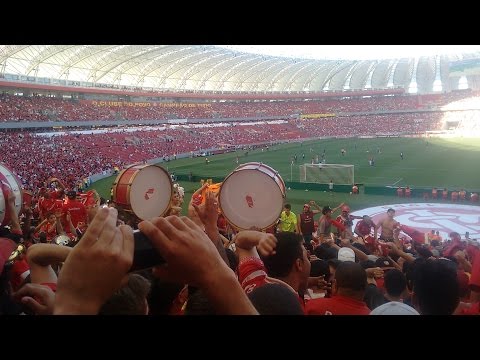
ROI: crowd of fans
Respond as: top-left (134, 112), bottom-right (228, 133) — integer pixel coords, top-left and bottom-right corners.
top-left (2, 90), bottom-right (480, 122)
top-left (1, 89), bottom-right (480, 316)
top-left (1, 178), bottom-right (479, 316)
top-left (0, 122), bottom-right (303, 193)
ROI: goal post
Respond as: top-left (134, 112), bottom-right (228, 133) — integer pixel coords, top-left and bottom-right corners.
top-left (299, 163), bottom-right (354, 185)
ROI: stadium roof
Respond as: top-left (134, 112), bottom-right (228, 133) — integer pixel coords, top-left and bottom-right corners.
top-left (1, 45), bottom-right (479, 94)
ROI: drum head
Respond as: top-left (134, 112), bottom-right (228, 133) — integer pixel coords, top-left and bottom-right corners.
top-left (219, 169), bottom-right (284, 230)
top-left (130, 166), bottom-right (172, 220)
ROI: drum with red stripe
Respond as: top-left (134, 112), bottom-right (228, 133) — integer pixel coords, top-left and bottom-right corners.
top-left (0, 163), bottom-right (23, 227)
top-left (112, 164), bottom-right (173, 220)
top-left (219, 162), bottom-right (285, 231)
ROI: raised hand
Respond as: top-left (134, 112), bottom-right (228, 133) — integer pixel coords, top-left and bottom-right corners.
top-left (54, 207), bottom-right (134, 315)
top-left (13, 283), bottom-right (56, 315)
top-left (138, 215), bottom-right (229, 287)
top-left (192, 190), bottom-right (219, 230)
top-left (138, 215), bottom-right (258, 315)
top-left (257, 233), bottom-right (278, 257)
top-left (188, 183), bottom-right (210, 227)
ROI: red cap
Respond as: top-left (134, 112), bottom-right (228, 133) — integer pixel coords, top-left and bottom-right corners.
top-left (342, 205), bottom-right (350, 212)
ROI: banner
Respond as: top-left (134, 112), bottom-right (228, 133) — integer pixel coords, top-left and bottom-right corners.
top-left (83, 100), bottom-right (212, 108)
top-left (300, 113), bottom-right (336, 119)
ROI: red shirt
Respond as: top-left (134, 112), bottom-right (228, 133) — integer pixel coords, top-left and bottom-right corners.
top-left (217, 215), bottom-right (227, 235)
top-left (38, 222), bottom-right (58, 243)
top-left (49, 190), bottom-right (63, 200)
top-left (318, 216), bottom-right (345, 236)
top-left (10, 258), bottom-right (30, 292)
top-left (238, 257), bottom-right (305, 312)
top-left (399, 224), bottom-right (426, 245)
top-left (39, 198), bottom-right (56, 217)
top-left (355, 220), bottom-right (372, 237)
top-left (238, 257), bottom-right (269, 294)
top-left (62, 199), bottom-right (87, 228)
top-left (460, 302), bottom-right (480, 315)
top-left (335, 214), bottom-right (353, 229)
top-left (300, 211), bottom-right (315, 235)
top-left (305, 294), bottom-right (371, 315)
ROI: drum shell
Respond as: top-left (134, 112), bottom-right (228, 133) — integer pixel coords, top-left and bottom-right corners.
top-left (112, 164), bottom-right (173, 220)
top-left (218, 162), bottom-right (285, 231)
top-left (112, 165), bottom-right (140, 209)
top-left (0, 163), bottom-right (23, 227)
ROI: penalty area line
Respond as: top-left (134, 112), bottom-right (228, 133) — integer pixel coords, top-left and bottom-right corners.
top-left (392, 178), bottom-right (403, 186)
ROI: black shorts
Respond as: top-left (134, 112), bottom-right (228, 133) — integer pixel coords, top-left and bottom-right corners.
top-left (379, 236), bottom-right (394, 242)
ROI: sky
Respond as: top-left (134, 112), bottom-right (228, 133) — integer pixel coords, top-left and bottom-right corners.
top-left (216, 45), bottom-right (480, 60)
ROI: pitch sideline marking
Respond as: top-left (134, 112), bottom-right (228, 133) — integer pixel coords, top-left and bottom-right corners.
top-left (392, 178), bottom-right (403, 186)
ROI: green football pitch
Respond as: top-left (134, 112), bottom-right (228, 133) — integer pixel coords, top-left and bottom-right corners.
top-left (91, 137), bottom-right (480, 216)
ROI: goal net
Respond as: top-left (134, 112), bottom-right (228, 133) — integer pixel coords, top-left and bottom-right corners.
top-left (299, 163), bottom-right (354, 185)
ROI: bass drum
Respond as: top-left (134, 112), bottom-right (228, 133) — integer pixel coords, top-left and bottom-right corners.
top-left (219, 162), bottom-right (285, 231)
top-left (112, 164), bottom-right (173, 221)
top-left (0, 163), bottom-right (23, 227)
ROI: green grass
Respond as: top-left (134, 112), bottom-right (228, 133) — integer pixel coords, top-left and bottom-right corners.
top-left (90, 137), bottom-right (480, 216)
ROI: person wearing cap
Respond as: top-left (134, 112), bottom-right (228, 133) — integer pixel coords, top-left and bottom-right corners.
top-left (335, 204), bottom-right (362, 239)
top-left (337, 247), bottom-right (355, 262)
top-left (296, 200), bottom-right (321, 248)
top-left (305, 261), bottom-right (371, 315)
top-left (370, 301), bottom-right (419, 315)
